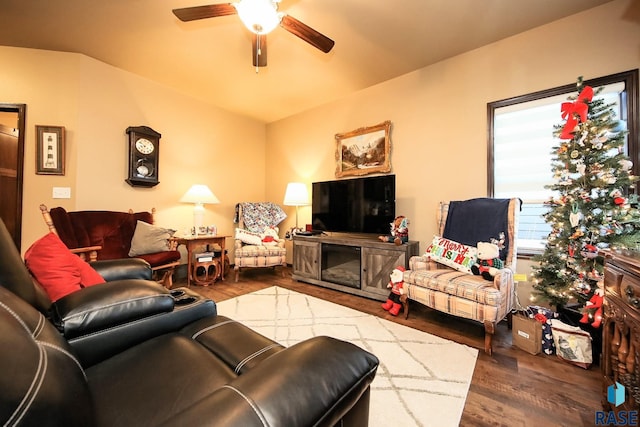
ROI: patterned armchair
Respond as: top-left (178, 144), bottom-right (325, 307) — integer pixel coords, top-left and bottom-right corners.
top-left (403, 198), bottom-right (520, 355)
top-left (233, 202), bottom-right (287, 282)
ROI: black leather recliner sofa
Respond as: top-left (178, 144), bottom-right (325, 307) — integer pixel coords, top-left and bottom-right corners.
top-left (0, 220), bottom-right (379, 426)
top-left (0, 219), bottom-right (218, 368)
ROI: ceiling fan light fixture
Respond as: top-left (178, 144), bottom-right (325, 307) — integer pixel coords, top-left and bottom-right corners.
top-left (234, 0), bottom-right (282, 34)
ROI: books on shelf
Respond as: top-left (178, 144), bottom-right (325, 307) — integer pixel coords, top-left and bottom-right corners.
top-left (195, 252), bottom-right (215, 262)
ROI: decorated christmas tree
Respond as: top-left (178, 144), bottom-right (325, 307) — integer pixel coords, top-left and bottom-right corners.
top-left (531, 78), bottom-right (640, 310)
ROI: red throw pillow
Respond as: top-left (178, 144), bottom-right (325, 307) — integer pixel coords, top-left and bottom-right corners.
top-left (24, 232), bottom-right (104, 301)
top-left (74, 256), bottom-right (106, 287)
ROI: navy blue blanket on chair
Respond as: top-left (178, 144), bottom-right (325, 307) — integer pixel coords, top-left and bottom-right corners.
top-left (442, 198), bottom-right (511, 260)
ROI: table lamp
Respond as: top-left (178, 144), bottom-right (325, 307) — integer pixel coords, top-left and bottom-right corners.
top-left (180, 184), bottom-right (220, 235)
top-left (283, 182), bottom-right (309, 231)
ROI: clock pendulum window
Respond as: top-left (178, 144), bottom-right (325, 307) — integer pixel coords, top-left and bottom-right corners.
top-left (125, 126), bottom-right (161, 188)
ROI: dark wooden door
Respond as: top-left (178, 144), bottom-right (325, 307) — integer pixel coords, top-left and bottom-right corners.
top-left (0, 104), bottom-right (26, 250)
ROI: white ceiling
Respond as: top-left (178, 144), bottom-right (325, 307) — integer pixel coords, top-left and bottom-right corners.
top-left (0, 0), bottom-right (613, 123)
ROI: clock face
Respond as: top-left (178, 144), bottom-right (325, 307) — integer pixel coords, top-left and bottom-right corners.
top-left (135, 138), bottom-right (155, 155)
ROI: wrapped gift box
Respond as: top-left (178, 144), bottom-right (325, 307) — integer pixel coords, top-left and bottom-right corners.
top-left (527, 306), bottom-right (559, 355)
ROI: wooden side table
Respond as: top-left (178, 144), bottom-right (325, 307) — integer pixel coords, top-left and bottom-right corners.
top-left (174, 234), bottom-right (229, 287)
top-left (191, 255), bottom-right (220, 286)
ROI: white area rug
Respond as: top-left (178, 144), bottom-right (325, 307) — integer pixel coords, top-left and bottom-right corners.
top-left (216, 286), bottom-right (478, 427)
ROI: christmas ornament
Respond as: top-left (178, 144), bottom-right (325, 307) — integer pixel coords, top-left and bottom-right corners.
top-left (569, 204), bottom-right (582, 227)
top-left (580, 244), bottom-right (598, 259)
top-left (601, 172), bottom-right (617, 184)
top-left (619, 159), bottom-right (633, 171)
top-left (570, 229), bottom-right (584, 239)
top-left (558, 170), bottom-right (572, 186)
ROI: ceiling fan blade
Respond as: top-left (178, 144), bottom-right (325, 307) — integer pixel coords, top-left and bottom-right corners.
top-left (280, 15), bottom-right (334, 53)
top-left (172, 4), bottom-right (237, 22)
top-left (252, 34), bottom-right (267, 67)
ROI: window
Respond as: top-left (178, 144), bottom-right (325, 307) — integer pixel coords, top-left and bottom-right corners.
top-left (488, 70), bottom-right (639, 255)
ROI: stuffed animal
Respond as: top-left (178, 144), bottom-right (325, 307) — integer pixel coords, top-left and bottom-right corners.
top-left (471, 241), bottom-right (504, 281)
top-left (260, 226), bottom-right (280, 246)
top-left (381, 266), bottom-right (405, 316)
top-left (580, 284), bottom-right (604, 328)
top-left (378, 216), bottom-right (409, 246)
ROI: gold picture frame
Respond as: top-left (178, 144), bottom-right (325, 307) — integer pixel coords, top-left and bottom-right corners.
top-left (335, 120), bottom-right (391, 178)
top-left (35, 125), bottom-right (65, 175)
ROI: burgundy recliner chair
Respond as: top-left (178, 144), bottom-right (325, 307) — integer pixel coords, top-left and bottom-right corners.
top-left (40, 204), bottom-right (181, 288)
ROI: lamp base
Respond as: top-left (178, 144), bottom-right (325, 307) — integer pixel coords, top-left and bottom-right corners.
top-left (193, 203), bottom-right (205, 236)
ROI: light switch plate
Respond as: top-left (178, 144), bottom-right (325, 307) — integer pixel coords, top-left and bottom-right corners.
top-left (52, 187), bottom-right (71, 199)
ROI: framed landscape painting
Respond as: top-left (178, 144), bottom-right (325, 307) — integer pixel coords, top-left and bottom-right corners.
top-left (335, 120), bottom-right (391, 178)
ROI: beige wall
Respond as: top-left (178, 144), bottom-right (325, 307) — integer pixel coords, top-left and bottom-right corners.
top-left (0, 46), bottom-right (266, 253)
top-left (1, 0), bottom-right (638, 303)
top-left (266, 0), bottom-right (640, 304)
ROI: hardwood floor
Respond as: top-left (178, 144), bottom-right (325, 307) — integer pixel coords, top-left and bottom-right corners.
top-left (183, 267), bottom-right (602, 427)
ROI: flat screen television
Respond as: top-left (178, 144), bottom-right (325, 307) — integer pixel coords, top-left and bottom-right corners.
top-left (312, 175), bottom-right (395, 235)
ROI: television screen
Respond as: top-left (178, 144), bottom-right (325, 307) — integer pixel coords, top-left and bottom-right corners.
top-left (312, 175), bottom-right (395, 235)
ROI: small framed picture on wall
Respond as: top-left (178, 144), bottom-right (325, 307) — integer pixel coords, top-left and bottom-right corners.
top-left (35, 125), bottom-right (65, 175)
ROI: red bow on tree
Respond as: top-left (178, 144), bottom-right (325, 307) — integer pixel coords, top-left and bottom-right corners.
top-left (560, 86), bottom-right (594, 140)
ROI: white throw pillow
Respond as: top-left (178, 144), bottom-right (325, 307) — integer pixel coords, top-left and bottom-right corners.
top-left (424, 236), bottom-right (477, 274)
top-left (235, 228), bottom-right (263, 246)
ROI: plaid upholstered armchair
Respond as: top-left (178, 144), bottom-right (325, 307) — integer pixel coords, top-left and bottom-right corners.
top-left (403, 198), bottom-right (521, 355)
top-left (233, 202), bottom-right (287, 282)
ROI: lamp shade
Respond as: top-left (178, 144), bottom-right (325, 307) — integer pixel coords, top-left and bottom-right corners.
top-left (283, 182), bottom-right (309, 206)
top-left (234, 0), bottom-right (282, 34)
top-left (180, 184), bottom-right (220, 205)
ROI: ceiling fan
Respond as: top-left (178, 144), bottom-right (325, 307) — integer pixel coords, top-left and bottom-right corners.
top-left (173, 0), bottom-right (335, 68)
